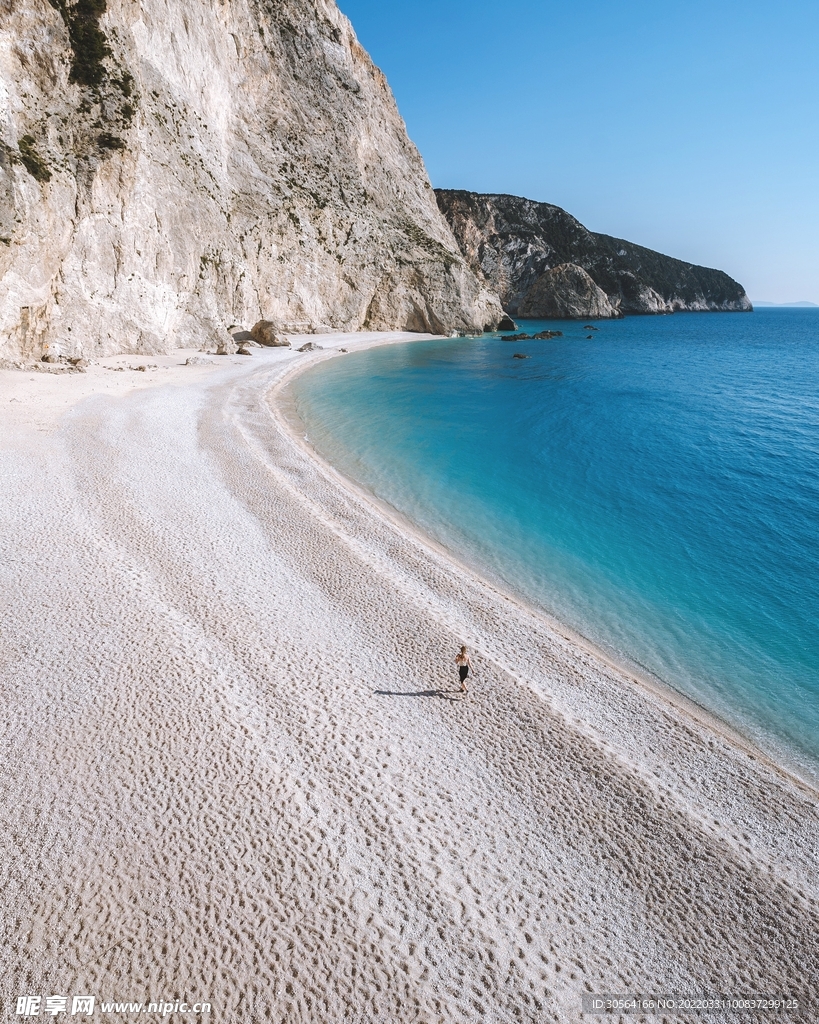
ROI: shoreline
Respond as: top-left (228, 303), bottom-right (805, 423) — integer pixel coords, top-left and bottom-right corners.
top-left (274, 337), bottom-right (819, 798)
top-left (1, 333), bottom-right (816, 1022)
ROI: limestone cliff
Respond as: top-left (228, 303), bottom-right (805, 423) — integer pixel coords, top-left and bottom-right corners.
top-left (519, 264), bottom-right (616, 320)
top-left (0, 0), bottom-right (502, 361)
top-left (436, 190), bottom-right (752, 319)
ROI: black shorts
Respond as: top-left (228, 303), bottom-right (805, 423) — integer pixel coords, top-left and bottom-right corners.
top-left (458, 665), bottom-right (469, 683)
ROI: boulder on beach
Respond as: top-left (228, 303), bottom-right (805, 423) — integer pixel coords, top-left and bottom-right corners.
top-left (297, 342), bottom-right (324, 353)
top-left (250, 321), bottom-right (292, 347)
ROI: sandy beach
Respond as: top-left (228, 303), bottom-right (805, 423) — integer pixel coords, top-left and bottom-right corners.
top-left (1, 334), bottom-right (817, 1024)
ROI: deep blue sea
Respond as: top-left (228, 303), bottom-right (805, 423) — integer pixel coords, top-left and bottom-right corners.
top-left (291, 310), bottom-right (819, 782)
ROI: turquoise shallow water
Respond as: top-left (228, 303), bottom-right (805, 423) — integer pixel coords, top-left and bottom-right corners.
top-left (291, 310), bottom-right (819, 782)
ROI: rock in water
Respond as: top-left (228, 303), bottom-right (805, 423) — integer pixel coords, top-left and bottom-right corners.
top-left (250, 321), bottom-right (291, 348)
top-left (0, 0), bottom-right (502, 362)
top-left (436, 190), bottom-right (752, 318)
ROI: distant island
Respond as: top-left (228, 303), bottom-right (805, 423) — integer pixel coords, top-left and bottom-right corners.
top-left (752, 301), bottom-right (818, 307)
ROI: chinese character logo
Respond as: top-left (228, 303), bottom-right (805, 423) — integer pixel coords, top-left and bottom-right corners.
top-left (44, 996), bottom-right (68, 1017)
top-left (70, 996), bottom-right (94, 1016)
top-left (16, 997), bottom-right (41, 1017)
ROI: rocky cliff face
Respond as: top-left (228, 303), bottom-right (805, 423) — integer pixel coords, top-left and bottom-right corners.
top-left (0, 0), bottom-right (501, 361)
top-left (436, 190), bottom-right (752, 320)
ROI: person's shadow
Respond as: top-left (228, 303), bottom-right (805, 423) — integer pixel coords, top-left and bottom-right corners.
top-left (374, 688), bottom-right (464, 701)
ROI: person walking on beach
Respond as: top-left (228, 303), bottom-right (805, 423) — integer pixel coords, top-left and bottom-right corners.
top-left (455, 645), bottom-right (473, 693)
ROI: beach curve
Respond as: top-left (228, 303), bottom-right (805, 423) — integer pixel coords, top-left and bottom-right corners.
top-left (1, 337), bottom-right (817, 1023)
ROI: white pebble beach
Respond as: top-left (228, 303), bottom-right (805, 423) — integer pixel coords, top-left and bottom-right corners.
top-left (1, 334), bottom-right (817, 1024)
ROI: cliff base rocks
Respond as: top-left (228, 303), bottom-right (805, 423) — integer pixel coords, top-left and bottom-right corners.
top-left (250, 321), bottom-right (291, 348)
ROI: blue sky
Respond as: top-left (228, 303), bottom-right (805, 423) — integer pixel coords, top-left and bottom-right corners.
top-left (338, 0), bottom-right (819, 303)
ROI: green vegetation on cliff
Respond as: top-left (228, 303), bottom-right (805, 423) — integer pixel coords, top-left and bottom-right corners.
top-left (47, 0), bottom-right (110, 88)
top-left (18, 135), bottom-right (51, 182)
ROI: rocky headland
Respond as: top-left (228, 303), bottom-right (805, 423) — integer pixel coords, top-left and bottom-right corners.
top-left (0, 0), bottom-right (501, 362)
top-left (436, 189), bottom-right (753, 320)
